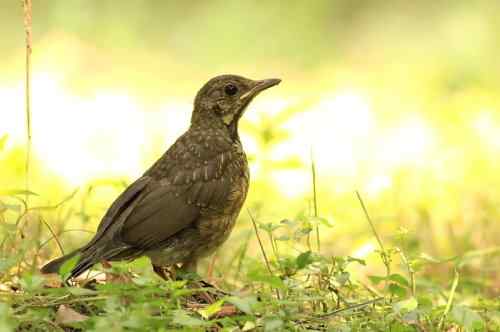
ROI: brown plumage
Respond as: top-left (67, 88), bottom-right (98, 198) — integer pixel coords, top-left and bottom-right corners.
top-left (41, 74), bottom-right (281, 280)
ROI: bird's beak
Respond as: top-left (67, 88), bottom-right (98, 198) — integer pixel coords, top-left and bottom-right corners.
top-left (240, 78), bottom-right (281, 100)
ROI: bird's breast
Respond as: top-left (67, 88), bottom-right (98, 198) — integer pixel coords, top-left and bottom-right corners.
top-left (195, 150), bottom-right (249, 245)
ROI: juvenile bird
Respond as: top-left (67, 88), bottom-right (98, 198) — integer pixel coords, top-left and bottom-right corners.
top-left (41, 74), bottom-right (281, 280)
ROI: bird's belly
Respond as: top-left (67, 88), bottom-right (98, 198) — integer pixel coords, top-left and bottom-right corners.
top-left (146, 211), bottom-right (240, 266)
top-left (193, 214), bottom-right (238, 258)
top-left (145, 228), bottom-right (200, 266)
top-left (194, 173), bottom-right (248, 256)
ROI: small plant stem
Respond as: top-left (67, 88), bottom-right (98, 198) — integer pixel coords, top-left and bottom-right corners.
top-left (22, 0), bottom-right (33, 205)
top-left (248, 209), bottom-right (280, 300)
top-left (232, 232), bottom-right (251, 280)
top-left (438, 268), bottom-right (460, 329)
top-left (310, 149), bottom-right (320, 252)
top-left (13, 295), bottom-right (110, 313)
top-left (397, 249), bottom-right (416, 296)
top-left (306, 230), bottom-right (312, 252)
top-left (317, 297), bottom-right (384, 317)
top-left (39, 215), bottom-right (65, 255)
top-left (266, 231), bottom-right (279, 261)
top-left (355, 191), bottom-right (391, 284)
top-left (248, 210), bottom-right (272, 274)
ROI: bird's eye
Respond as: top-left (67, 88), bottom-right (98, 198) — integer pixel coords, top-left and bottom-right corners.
top-left (224, 83), bottom-right (238, 96)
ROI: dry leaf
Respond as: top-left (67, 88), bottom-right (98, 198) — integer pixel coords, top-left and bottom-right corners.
top-left (105, 271), bottom-right (134, 283)
top-left (42, 273), bottom-right (62, 288)
top-left (55, 305), bottom-right (89, 325)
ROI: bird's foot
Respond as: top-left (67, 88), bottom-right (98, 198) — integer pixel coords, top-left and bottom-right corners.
top-left (187, 280), bottom-right (230, 304)
top-left (197, 279), bottom-right (229, 296)
top-left (152, 264), bottom-right (176, 281)
top-left (151, 264), bottom-right (228, 304)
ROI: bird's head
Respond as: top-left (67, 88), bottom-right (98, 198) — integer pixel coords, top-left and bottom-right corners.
top-left (192, 74), bottom-right (281, 136)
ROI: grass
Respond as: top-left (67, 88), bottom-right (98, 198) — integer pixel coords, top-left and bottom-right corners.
top-left (0, 173), bottom-right (499, 331)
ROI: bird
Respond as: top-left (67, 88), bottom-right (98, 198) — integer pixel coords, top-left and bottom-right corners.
top-left (41, 74), bottom-right (281, 281)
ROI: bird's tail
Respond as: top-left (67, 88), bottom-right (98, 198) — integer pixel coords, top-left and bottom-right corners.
top-left (41, 245), bottom-right (116, 280)
top-left (40, 249), bottom-right (81, 275)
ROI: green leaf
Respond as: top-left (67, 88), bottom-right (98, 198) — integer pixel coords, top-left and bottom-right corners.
top-left (67, 287), bottom-right (97, 296)
top-left (226, 296), bottom-right (257, 315)
top-left (280, 219), bottom-right (297, 227)
top-left (451, 305), bottom-right (484, 331)
top-left (335, 272), bottom-right (350, 285)
top-left (388, 273), bottom-right (410, 287)
top-left (59, 254), bottom-right (81, 279)
top-left (19, 273), bottom-right (45, 292)
top-left (247, 269), bottom-right (285, 289)
top-left (172, 310), bottom-right (207, 327)
top-left (307, 216), bottom-right (333, 227)
top-left (132, 275), bottom-right (155, 286)
top-left (242, 321), bottom-right (257, 331)
top-left (295, 251), bottom-right (313, 269)
top-left (264, 318), bottom-right (283, 331)
top-left (0, 303), bottom-right (16, 331)
top-left (259, 222), bottom-right (281, 233)
top-left (389, 283), bottom-right (407, 297)
top-left (198, 300), bottom-right (224, 319)
top-left (368, 275), bottom-right (386, 285)
top-left (389, 321), bottom-right (416, 332)
top-left (369, 274), bottom-right (409, 288)
top-left (346, 256), bottom-right (366, 266)
top-left (275, 234), bottom-right (290, 241)
top-left (293, 226), bottom-right (312, 239)
top-left (392, 297), bottom-right (418, 315)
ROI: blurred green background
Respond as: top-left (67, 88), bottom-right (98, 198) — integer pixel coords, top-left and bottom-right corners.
top-left (1, 1), bottom-right (500, 288)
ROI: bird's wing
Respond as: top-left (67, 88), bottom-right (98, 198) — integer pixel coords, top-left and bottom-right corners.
top-left (82, 175), bottom-right (152, 250)
top-left (81, 130), bottom-right (234, 254)
top-left (118, 180), bottom-right (201, 249)
top-left (118, 131), bottom-right (234, 250)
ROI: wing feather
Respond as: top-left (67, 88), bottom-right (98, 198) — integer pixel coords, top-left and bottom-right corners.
top-left (86, 129), bottom-right (235, 254)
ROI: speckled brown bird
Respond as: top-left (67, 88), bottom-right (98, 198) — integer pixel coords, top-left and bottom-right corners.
top-left (41, 74), bottom-right (280, 280)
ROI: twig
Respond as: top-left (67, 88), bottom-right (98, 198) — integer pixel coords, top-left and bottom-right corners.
top-left (355, 191), bottom-right (391, 283)
top-left (438, 268), bottom-right (459, 329)
top-left (396, 248), bottom-right (416, 297)
top-left (248, 209), bottom-right (273, 275)
top-left (356, 191), bottom-right (385, 253)
top-left (247, 209), bottom-right (280, 300)
top-left (39, 229), bottom-right (94, 250)
top-left (22, 0), bottom-right (33, 205)
top-left (13, 296), bottom-right (109, 314)
top-left (310, 148), bottom-right (320, 252)
top-left (317, 297), bottom-right (384, 317)
top-left (38, 215), bottom-right (65, 256)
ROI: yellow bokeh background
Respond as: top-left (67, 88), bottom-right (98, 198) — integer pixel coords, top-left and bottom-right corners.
top-left (1, 1), bottom-right (500, 280)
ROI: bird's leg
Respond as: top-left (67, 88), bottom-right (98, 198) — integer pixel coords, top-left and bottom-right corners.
top-left (152, 264), bottom-right (170, 281)
top-left (184, 258), bottom-right (219, 290)
top-left (183, 258), bottom-right (229, 303)
top-left (181, 259), bottom-right (216, 303)
top-left (182, 259), bottom-right (198, 274)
